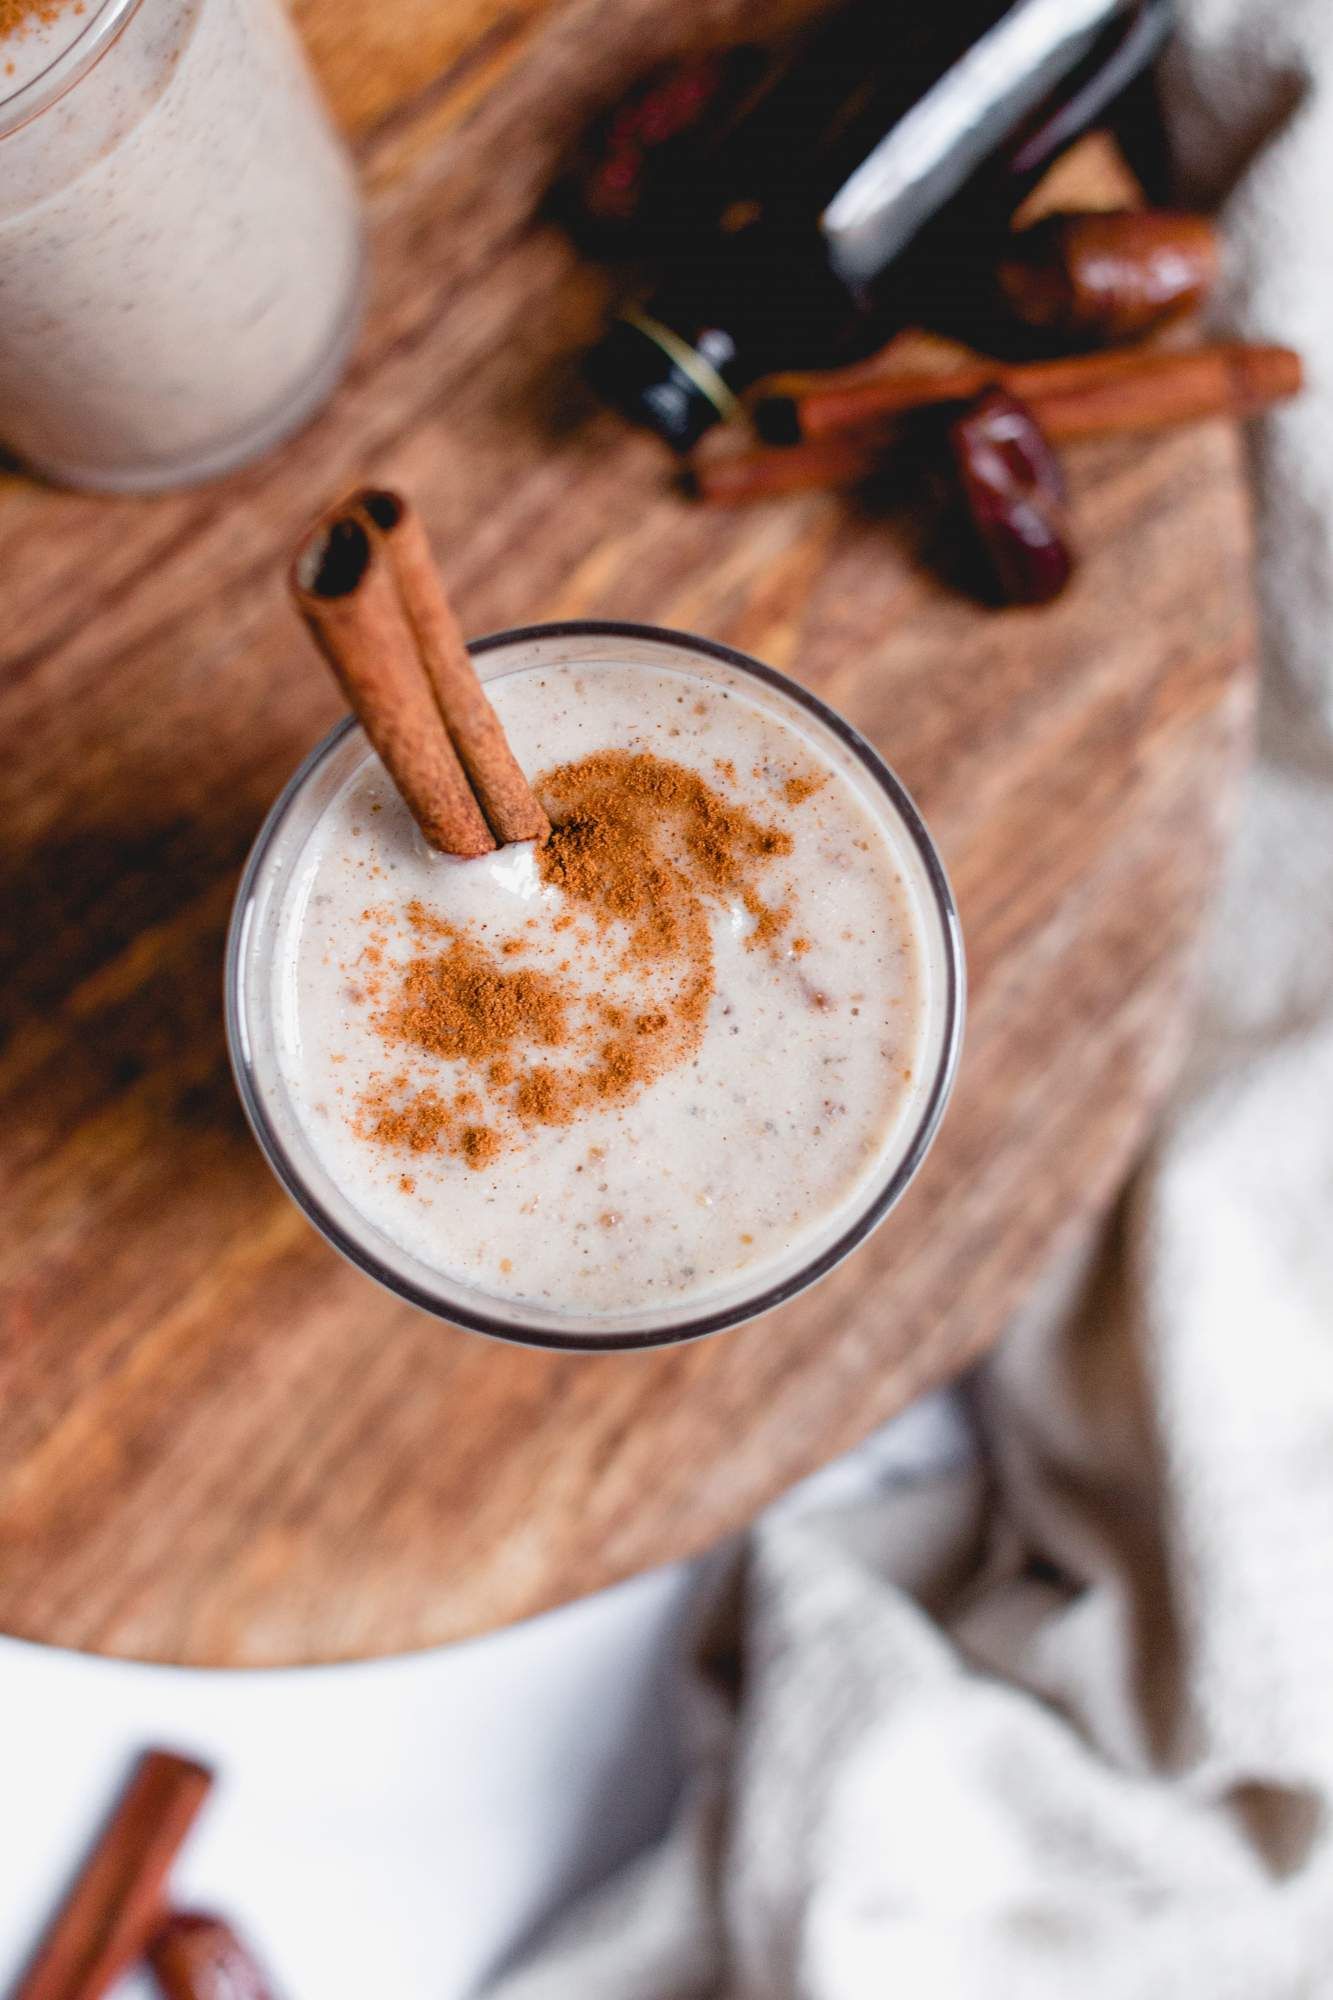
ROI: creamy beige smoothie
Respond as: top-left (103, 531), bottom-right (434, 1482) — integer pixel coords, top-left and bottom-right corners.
top-left (0, 0), bottom-right (361, 488)
top-left (258, 652), bottom-right (948, 1321)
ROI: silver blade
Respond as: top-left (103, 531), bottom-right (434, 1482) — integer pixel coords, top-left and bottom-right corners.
top-left (822, 0), bottom-right (1133, 287)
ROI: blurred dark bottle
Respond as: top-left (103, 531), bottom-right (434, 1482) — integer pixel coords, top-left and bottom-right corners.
top-left (579, 0), bottom-right (1173, 448)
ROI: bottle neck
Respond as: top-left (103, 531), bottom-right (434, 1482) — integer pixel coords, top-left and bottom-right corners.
top-left (620, 309), bottom-right (743, 425)
top-left (588, 222), bottom-right (872, 450)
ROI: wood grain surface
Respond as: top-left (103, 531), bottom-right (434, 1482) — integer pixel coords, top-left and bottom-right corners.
top-left (0, 1), bottom-right (1256, 1664)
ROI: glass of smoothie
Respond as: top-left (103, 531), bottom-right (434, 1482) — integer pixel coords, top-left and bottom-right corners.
top-left (228, 616), bottom-right (964, 1351)
top-left (0, 0), bottom-right (363, 490)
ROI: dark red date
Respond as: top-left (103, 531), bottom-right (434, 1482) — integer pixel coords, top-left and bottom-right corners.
top-left (948, 387), bottom-right (1075, 606)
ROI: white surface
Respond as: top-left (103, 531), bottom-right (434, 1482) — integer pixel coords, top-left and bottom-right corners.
top-left (0, 1562), bottom-right (697, 1998)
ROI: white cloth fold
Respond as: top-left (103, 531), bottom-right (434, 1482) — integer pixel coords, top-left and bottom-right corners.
top-left (487, 4), bottom-right (1333, 1991)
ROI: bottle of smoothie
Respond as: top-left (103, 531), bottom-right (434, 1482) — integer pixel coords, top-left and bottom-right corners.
top-left (227, 500), bottom-right (964, 1350)
top-left (0, 0), bottom-right (363, 490)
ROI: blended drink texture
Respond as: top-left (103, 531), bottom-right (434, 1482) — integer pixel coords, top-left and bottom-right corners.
top-left (270, 658), bottom-right (932, 1315)
top-left (0, 0), bottom-right (360, 486)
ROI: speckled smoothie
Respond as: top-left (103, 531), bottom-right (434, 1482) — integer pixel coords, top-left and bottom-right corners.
top-left (0, 0), bottom-right (361, 488)
top-left (265, 656), bottom-right (940, 1318)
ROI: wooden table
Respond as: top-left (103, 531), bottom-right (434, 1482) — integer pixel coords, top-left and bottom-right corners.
top-left (0, 1), bottom-right (1255, 1664)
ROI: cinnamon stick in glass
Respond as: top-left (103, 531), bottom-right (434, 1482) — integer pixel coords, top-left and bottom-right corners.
top-left (356, 490), bottom-right (550, 847)
top-left (15, 1749), bottom-right (213, 2000)
top-left (292, 507), bottom-right (496, 859)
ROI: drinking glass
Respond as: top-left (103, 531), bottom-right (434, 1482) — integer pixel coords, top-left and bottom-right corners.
top-left (0, 0), bottom-right (363, 489)
top-left (227, 622), bottom-right (965, 1351)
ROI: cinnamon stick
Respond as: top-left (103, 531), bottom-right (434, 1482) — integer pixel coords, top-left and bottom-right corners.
top-left (355, 490), bottom-right (550, 846)
top-left (291, 508), bottom-right (495, 859)
top-left (15, 1749), bottom-right (213, 2000)
top-left (1014, 343), bottom-right (1303, 439)
top-left (705, 343), bottom-right (1305, 502)
top-left (777, 341), bottom-right (1302, 441)
top-left (689, 434), bottom-right (883, 504)
top-left (748, 330), bottom-right (980, 433)
top-left (148, 1913), bottom-right (276, 2000)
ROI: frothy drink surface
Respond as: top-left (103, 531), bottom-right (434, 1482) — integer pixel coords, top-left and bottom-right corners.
top-left (272, 660), bottom-right (931, 1316)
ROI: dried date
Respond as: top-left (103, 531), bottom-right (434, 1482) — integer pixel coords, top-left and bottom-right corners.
top-left (149, 1913), bottom-right (277, 2000)
top-left (996, 210), bottom-right (1220, 348)
top-left (948, 388), bottom-right (1075, 606)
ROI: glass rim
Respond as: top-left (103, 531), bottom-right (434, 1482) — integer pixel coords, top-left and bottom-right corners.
top-left (0, 0), bottom-right (143, 138)
top-left (225, 619), bottom-right (966, 1354)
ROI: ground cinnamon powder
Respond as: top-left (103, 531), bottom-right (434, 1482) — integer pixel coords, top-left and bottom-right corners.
top-left (386, 912), bottom-right (568, 1064)
top-left (0, 0), bottom-right (76, 38)
top-left (355, 750), bottom-right (796, 1168)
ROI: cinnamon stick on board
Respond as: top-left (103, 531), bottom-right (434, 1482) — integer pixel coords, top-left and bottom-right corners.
top-left (691, 435), bottom-right (884, 504)
top-left (356, 490), bottom-right (550, 846)
top-left (702, 344), bottom-right (1304, 504)
top-left (766, 341), bottom-right (1303, 442)
top-left (1014, 342), bottom-right (1302, 440)
top-left (15, 1749), bottom-right (213, 2000)
top-left (292, 507), bottom-right (496, 858)
top-left (148, 1912), bottom-right (276, 2000)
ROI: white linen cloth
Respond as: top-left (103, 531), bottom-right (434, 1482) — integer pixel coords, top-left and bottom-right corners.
top-left (488, 5), bottom-right (1333, 1993)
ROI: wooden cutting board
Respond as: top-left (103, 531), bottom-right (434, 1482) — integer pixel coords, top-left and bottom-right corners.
top-left (0, 1), bottom-right (1255, 1664)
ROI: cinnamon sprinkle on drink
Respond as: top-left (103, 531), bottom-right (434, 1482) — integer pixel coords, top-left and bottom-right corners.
top-left (354, 750), bottom-right (796, 1167)
top-left (0, 0), bottom-right (70, 35)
